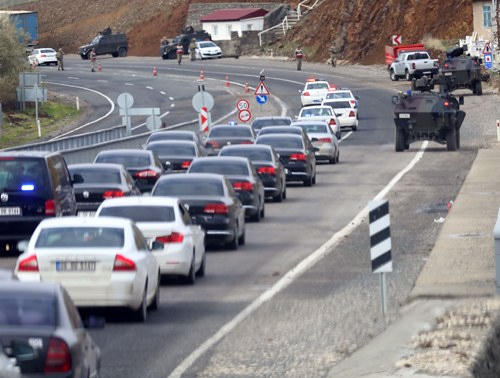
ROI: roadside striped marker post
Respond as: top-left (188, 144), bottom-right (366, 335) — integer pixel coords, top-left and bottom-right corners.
top-left (369, 199), bottom-right (392, 316)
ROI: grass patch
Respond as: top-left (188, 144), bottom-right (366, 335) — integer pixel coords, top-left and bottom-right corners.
top-left (0, 101), bottom-right (82, 149)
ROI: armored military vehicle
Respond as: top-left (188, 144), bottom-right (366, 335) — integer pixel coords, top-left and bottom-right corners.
top-left (160, 26), bottom-right (211, 60)
top-left (79, 27), bottom-right (128, 59)
top-left (393, 75), bottom-right (466, 152)
top-left (440, 45), bottom-right (483, 95)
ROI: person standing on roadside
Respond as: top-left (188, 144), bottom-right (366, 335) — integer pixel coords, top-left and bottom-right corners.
top-left (189, 38), bottom-right (197, 61)
top-left (329, 42), bottom-right (338, 67)
top-left (90, 48), bottom-right (97, 72)
top-left (56, 47), bottom-right (65, 71)
top-left (176, 43), bottom-right (184, 65)
top-left (294, 45), bottom-right (303, 71)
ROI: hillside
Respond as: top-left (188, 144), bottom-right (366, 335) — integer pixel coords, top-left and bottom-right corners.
top-left (10, 0), bottom-right (472, 63)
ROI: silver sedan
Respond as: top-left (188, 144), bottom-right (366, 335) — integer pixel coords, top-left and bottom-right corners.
top-left (291, 120), bottom-right (340, 164)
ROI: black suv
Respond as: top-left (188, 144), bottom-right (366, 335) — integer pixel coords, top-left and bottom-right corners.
top-left (160, 26), bottom-right (211, 60)
top-left (0, 151), bottom-right (82, 253)
top-left (79, 28), bottom-right (128, 59)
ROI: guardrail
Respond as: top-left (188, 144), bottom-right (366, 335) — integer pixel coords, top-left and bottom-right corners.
top-left (258, 16), bottom-right (290, 46)
top-left (297, 0), bottom-right (321, 18)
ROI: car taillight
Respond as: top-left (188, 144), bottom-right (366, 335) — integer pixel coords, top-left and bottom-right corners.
top-left (257, 167), bottom-right (276, 175)
top-left (443, 101), bottom-right (450, 107)
top-left (206, 140), bottom-right (220, 148)
top-left (45, 199), bottom-right (55, 216)
top-left (18, 255), bottom-right (38, 272)
top-left (290, 153), bottom-right (307, 161)
top-left (103, 190), bottom-right (124, 199)
top-left (329, 118), bottom-right (336, 126)
top-left (349, 111), bottom-right (355, 117)
top-left (444, 63), bottom-right (449, 69)
top-left (203, 204), bottom-right (228, 214)
top-left (318, 137), bottom-right (331, 143)
top-left (113, 254), bottom-right (136, 271)
top-left (181, 161), bottom-right (192, 169)
top-left (350, 100), bottom-right (356, 105)
top-left (302, 91), bottom-right (310, 96)
top-left (44, 337), bottom-right (71, 373)
top-left (136, 170), bottom-right (158, 178)
top-left (40, 54), bottom-right (46, 58)
top-left (233, 181), bottom-right (253, 191)
top-left (156, 232), bottom-right (184, 243)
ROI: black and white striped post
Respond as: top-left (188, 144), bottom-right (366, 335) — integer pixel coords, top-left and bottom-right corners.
top-left (369, 199), bottom-right (392, 316)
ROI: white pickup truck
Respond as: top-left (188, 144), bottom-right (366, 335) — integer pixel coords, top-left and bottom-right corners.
top-left (389, 51), bottom-right (439, 81)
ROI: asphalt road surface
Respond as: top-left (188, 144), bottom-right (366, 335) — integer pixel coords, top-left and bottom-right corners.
top-left (2, 55), bottom-right (494, 377)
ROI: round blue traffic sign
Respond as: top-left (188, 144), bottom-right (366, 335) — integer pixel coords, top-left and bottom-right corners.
top-left (256, 95), bottom-right (268, 105)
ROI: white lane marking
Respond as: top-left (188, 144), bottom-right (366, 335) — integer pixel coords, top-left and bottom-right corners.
top-left (125, 83), bottom-right (134, 86)
top-left (170, 104), bottom-right (175, 108)
top-left (146, 86), bottom-right (154, 90)
top-left (168, 141), bottom-right (429, 378)
top-left (160, 91), bottom-right (166, 95)
top-left (169, 97), bottom-right (174, 100)
top-left (67, 77), bottom-right (79, 80)
top-left (45, 82), bottom-right (115, 140)
top-left (97, 80), bottom-right (107, 83)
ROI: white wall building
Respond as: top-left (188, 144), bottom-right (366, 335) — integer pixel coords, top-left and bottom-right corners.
top-left (200, 8), bottom-right (268, 41)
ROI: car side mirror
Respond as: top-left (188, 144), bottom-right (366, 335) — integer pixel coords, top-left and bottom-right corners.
top-left (17, 240), bottom-right (29, 252)
top-left (151, 241), bottom-right (164, 251)
top-left (72, 173), bottom-right (84, 184)
top-left (459, 96), bottom-right (464, 105)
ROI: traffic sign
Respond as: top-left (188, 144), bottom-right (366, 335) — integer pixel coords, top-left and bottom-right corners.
top-left (192, 91), bottom-right (214, 112)
top-left (200, 107), bottom-right (208, 132)
top-left (238, 109), bottom-right (252, 123)
top-left (117, 92), bottom-right (134, 109)
top-left (254, 82), bottom-right (270, 96)
top-left (391, 34), bottom-right (402, 45)
top-left (483, 42), bottom-right (492, 54)
top-left (256, 95), bottom-right (268, 105)
top-left (146, 115), bottom-right (162, 131)
top-left (236, 99), bottom-right (250, 111)
top-left (484, 52), bottom-right (493, 69)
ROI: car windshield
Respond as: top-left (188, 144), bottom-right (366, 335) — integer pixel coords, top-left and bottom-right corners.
top-left (259, 128), bottom-right (300, 136)
top-left (300, 108), bottom-right (332, 117)
top-left (324, 101), bottom-right (351, 109)
top-left (99, 206), bottom-right (175, 222)
top-left (325, 92), bottom-right (352, 100)
top-left (147, 144), bottom-right (195, 156)
top-left (91, 35), bottom-right (101, 44)
top-left (306, 83), bottom-right (329, 90)
top-left (69, 167), bottom-right (121, 184)
top-left (96, 154), bottom-right (150, 168)
top-left (220, 149), bottom-right (272, 162)
top-left (0, 158), bottom-right (48, 193)
top-left (298, 124), bottom-right (328, 133)
top-left (258, 137), bottom-right (303, 149)
top-left (154, 180), bottom-right (224, 196)
top-left (35, 227), bottom-right (124, 248)
top-left (252, 119), bottom-right (290, 130)
top-left (189, 161), bottom-right (249, 175)
top-left (209, 127), bottom-right (252, 138)
top-left (0, 294), bottom-right (56, 327)
top-left (199, 42), bottom-right (217, 48)
top-left (148, 133), bottom-right (193, 143)
top-left (40, 49), bottom-right (55, 54)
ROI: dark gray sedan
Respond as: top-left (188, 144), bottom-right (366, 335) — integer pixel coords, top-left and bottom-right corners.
top-left (0, 281), bottom-right (101, 377)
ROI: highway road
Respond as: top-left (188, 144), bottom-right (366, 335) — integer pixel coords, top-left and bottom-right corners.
top-left (2, 55), bottom-right (494, 377)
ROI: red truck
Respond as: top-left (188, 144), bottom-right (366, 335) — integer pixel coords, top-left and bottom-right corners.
top-left (385, 44), bottom-right (425, 67)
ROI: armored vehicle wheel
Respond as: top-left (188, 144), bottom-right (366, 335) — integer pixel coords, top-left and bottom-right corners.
top-left (405, 70), bottom-right (412, 81)
top-left (118, 48), bottom-right (127, 57)
top-left (405, 143), bottom-right (410, 150)
top-left (395, 128), bottom-right (405, 152)
top-left (446, 127), bottom-right (457, 151)
top-left (473, 80), bottom-right (482, 95)
top-left (168, 50), bottom-right (177, 60)
top-left (389, 69), bottom-right (399, 81)
top-left (111, 52), bottom-right (118, 57)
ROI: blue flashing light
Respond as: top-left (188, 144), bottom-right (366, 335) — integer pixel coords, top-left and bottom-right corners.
top-left (406, 90), bottom-right (412, 96)
top-left (228, 121), bottom-right (237, 126)
top-left (21, 184), bottom-right (35, 191)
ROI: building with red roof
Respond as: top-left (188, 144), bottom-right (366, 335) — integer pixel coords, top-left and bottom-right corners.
top-left (200, 8), bottom-right (269, 41)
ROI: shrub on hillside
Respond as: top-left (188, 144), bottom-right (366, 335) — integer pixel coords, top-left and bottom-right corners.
top-left (0, 14), bottom-right (30, 109)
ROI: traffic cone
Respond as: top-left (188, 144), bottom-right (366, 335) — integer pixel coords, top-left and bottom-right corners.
top-left (98, 63), bottom-right (102, 72)
top-left (225, 74), bottom-right (230, 87)
top-left (199, 70), bottom-right (205, 80)
top-left (244, 81), bottom-right (250, 93)
top-left (153, 66), bottom-right (158, 76)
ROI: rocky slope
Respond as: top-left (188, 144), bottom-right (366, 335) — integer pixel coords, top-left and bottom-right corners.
top-left (10, 0), bottom-right (472, 63)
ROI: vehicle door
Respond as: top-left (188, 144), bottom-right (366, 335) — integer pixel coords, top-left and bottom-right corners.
top-left (179, 203), bottom-right (204, 265)
top-left (50, 156), bottom-right (77, 216)
top-left (393, 54), bottom-right (407, 75)
top-left (132, 224), bottom-right (158, 298)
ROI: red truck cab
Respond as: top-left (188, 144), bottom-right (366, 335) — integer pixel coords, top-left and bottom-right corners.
top-left (385, 44), bottom-right (425, 67)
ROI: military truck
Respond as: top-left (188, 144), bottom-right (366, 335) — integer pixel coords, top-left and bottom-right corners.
top-left (392, 75), bottom-right (466, 152)
top-left (160, 26), bottom-right (211, 60)
top-left (79, 27), bottom-right (128, 59)
top-left (440, 46), bottom-right (483, 95)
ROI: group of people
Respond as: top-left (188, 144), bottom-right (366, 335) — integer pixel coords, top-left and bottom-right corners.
top-left (167, 37), bottom-right (198, 65)
top-left (54, 46), bottom-right (97, 72)
top-left (294, 41), bottom-right (340, 71)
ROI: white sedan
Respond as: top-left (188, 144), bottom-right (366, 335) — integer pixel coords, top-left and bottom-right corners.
top-left (291, 120), bottom-right (340, 164)
top-left (297, 105), bottom-right (341, 139)
top-left (299, 79), bottom-right (331, 107)
top-left (95, 196), bottom-right (206, 284)
top-left (28, 48), bottom-right (58, 66)
top-left (322, 98), bottom-right (359, 131)
top-left (195, 41), bottom-right (222, 59)
top-left (14, 216), bottom-right (161, 322)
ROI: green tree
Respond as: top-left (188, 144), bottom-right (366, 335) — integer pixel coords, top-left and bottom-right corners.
top-left (0, 14), bottom-right (30, 109)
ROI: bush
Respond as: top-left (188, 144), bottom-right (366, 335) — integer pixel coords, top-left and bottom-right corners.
top-left (0, 14), bottom-right (30, 109)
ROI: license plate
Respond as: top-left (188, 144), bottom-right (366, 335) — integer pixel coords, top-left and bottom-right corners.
top-left (399, 113), bottom-right (410, 119)
top-left (56, 261), bottom-right (96, 272)
top-left (444, 72), bottom-right (453, 76)
top-left (0, 207), bottom-right (21, 216)
top-left (78, 211), bottom-right (95, 217)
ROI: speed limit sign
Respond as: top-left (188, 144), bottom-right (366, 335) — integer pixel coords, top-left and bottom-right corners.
top-left (236, 99), bottom-right (250, 111)
top-left (238, 109), bottom-right (252, 123)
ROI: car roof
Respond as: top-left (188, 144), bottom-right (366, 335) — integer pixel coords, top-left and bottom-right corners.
top-left (68, 163), bottom-right (123, 170)
top-left (157, 172), bottom-right (226, 182)
top-left (260, 125), bottom-right (302, 131)
top-left (323, 98), bottom-right (353, 103)
top-left (150, 130), bottom-right (197, 137)
top-left (211, 124), bottom-right (252, 129)
top-left (220, 144), bottom-right (273, 151)
top-left (0, 280), bottom-right (60, 296)
top-left (98, 196), bottom-right (180, 207)
top-left (146, 140), bottom-right (197, 147)
top-left (0, 151), bottom-right (60, 158)
top-left (96, 149), bottom-right (152, 156)
top-left (192, 156), bottom-right (250, 164)
top-left (291, 120), bottom-right (328, 126)
top-left (257, 133), bottom-right (303, 140)
top-left (38, 215), bottom-right (133, 228)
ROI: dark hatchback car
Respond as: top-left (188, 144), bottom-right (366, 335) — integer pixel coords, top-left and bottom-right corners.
top-left (68, 163), bottom-right (141, 216)
top-left (151, 173), bottom-right (245, 250)
top-left (251, 116), bottom-right (293, 134)
top-left (204, 125), bottom-right (256, 156)
top-left (0, 151), bottom-right (81, 253)
top-left (218, 144), bottom-right (287, 202)
top-left (144, 130), bottom-right (206, 153)
top-left (187, 156), bottom-right (265, 222)
top-left (93, 149), bottom-right (164, 193)
top-left (144, 140), bottom-right (205, 173)
top-left (256, 134), bottom-right (317, 187)
top-left (0, 281), bottom-right (101, 377)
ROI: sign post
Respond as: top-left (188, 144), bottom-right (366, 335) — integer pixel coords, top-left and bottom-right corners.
top-left (192, 84), bottom-right (214, 133)
top-left (117, 93), bottom-right (161, 136)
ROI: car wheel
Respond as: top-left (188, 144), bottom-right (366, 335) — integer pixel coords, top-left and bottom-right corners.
top-left (118, 48), bottom-right (127, 57)
top-left (238, 226), bottom-right (246, 245)
top-left (447, 127), bottom-right (457, 151)
top-left (184, 252), bottom-right (196, 284)
top-left (336, 150), bottom-right (340, 164)
top-left (312, 171), bottom-right (317, 185)
top-left (226, 227), bottom-right (239, 250)
top-left (474, 80), bottom-right (482, 96)
top-left (150, 274), bottom-right (160, 311)
top-left (196, 251), bottom-right (206, 277)
top-left (304, 175), bottom-right (313, 187)
top-left (389, 69), bottom-right (399, 81)
top-left (273, 190), bottom-right (283, 202)
top-left (456, 128), bottom-right (461, 150)
top-left (250, 206), bottom-right (261, 222)
top-left (329, 155), bottom-right (336, 164)
top-left (395, 128), bottom-right (405, 152)
top-left (111, 52), bottom-right (119, 58)
top-left (352, 126), bottom-right (357, 131)
top-left (168, 50), bottom-right (177, 59)
top-left (405, 70), bottom-right (412, 81)
top-left (336, 131), bottom-right (341, 140)
top-left (132, 285), bottom-right (147, 322)
top-left (282, 185), bottom-right (287, 200)
top-left (260, 200), bottom-right (265, 219)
